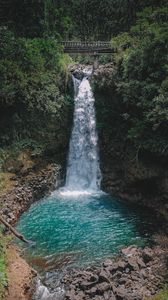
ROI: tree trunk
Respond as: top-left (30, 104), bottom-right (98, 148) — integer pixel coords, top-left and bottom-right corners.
top-left (0, 215), bottom-right (29, 243)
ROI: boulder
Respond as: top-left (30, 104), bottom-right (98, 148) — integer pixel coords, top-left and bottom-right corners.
top-left (142, 248), bottom-right (154, 263)
top-left (99, 270), bottom-right (110, 283)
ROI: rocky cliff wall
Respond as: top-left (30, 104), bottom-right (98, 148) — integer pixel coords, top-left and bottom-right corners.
top-left (92, 64), bottom-right (168, 226)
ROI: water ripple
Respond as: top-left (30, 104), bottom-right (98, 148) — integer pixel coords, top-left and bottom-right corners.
top-left (17, 193), bottom-right (156, 269)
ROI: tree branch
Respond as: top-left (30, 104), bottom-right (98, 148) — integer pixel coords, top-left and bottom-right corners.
top-left (0, 215), bottom-right (29, 244)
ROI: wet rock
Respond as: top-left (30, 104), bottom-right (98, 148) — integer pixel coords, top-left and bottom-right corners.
top-left (66, 289), bottom-right (77, 300)
top-left (75, 292), bottom-right (85, 299)
top-left (99, 270), bottom-right (110, 283)
top-left (80, 280), bottom-right (97, 290)
top-left (113, 285), bottom-right (126, 298)
top-left (97, 282), bottom-right (110, 293)
top-left (112, 270), bottom-right (123, 279)
top-left (104, 290), bottom-right (116, 300)
top-left (109, 262), bottom-right (119, 272)
top-left (68, 64), bottom-right (90, 80)
top-left (0, 163), bottom-right (61, 225)
top-left (127, 257), bottom-right (139, 271)
top-left (85, 286), bottom-right (97, 296)
top-left (121, 246), bottom-right (138, 257)
top-left (136, 257), bottom-right (146, 268)
top-left (62, 244), bottom-right (167, 300)
top-left (2, 208), bottom-right (11, 216)
top-left (142, 248), bottom-right (154, 263)
top-left (103, 259), bottom-right (113, 268)
top-left (124, 279), bottom-right (132, 288)
top-left (117, 261), bottom-right (127, 270)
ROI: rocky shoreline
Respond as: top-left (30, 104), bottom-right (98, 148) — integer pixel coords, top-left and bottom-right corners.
top-left (0, 163), bottom-right (61, 300)
top-left (0, 163), bottom-right (61, 225)
top-left (62, 245), bottom-right (167, 300)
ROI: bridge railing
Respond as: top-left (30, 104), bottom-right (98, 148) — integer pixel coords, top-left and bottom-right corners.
top-left (61, 41), bottom-right (111, 48)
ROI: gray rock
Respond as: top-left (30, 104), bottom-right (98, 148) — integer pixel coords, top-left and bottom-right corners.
top-left (142, 248), bottom-right (154, 263)
top-left (127, 257), bottom-right (139, 271)
top-left (103, 259), bottom-right (113, 268)
top-left (99, 270), bottom-right (110, 283)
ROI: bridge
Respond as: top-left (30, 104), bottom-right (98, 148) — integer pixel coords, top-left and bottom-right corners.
top-left (61, 41), bottom-right (113, 54)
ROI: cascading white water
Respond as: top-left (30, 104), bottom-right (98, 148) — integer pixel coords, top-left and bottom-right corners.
top-left (63, 68), bottom-right (101, 194)
top-left (34, 279), bottom-right (64, 300)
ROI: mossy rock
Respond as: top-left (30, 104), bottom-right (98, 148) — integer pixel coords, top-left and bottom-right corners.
top-left (0, 173), bottom-right (17, 198)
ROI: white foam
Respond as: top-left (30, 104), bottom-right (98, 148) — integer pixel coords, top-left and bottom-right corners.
top-left (57, 188), bottom-right (105, 198)
top-left (59, 190), bottom-right (93, 197)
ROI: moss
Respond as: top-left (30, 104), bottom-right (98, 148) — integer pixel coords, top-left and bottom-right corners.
top-left (0, 173), bottom-right (16, 198)
top-left (149, 289), bottom-right (168, 300)
top-left (0, 228), bottom-right (8, 299)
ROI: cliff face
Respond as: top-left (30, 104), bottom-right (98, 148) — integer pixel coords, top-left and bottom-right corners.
top-left (0, 163), bottom-right (62, 225)
top-left (100, 149), bottom-right (168, 223)
top-left (92, 64), bottom-right (168, 225)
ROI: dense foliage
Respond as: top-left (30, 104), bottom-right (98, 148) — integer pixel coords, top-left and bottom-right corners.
top-left (0, 1), bottom-right (167, 167)
top-left (115, 6), bottom-right (168, 155)
top-left (95, 6), bottom-right (168, 158)
top-left (0, 26), bottom-right (73, 170)
top-left (1, 0), bottom-right (168, 40)
top-left (0, 1), bottom-right (168, 163)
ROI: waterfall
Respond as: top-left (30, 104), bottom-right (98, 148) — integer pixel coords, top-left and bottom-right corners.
top-left (62, 68), bottom-right (101, 194)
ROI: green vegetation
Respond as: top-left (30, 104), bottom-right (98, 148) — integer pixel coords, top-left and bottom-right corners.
top-left (95, 5), bottom-right (168, 159)
top-left (0, 26), bottom-right (73, 171)
top-left (0, 228), bottom-right (7, 299)
top-left (0, 0), bottom-right (167, 185)
top-left (1, 0), bottom-right (167, 40)
top-left (113, 7), bottom-right (168, 155)
top-left (149, 288), bottom-right (168, 300)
